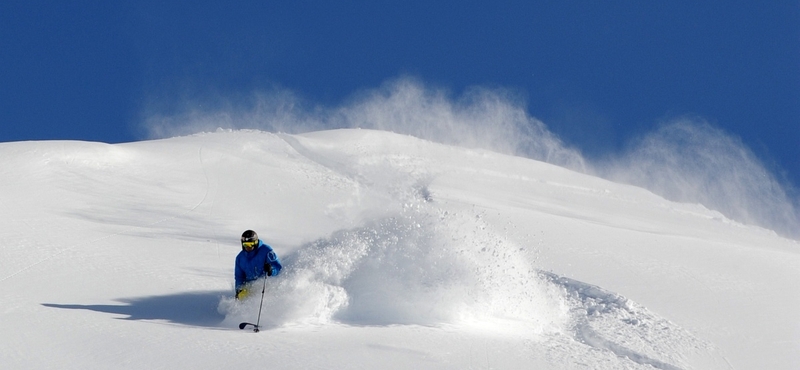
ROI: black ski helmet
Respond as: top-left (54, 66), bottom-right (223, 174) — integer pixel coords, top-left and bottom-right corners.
top-left (241, 230), bottom-right (259, 251)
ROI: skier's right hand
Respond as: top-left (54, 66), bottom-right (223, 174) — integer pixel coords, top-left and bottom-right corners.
top-left (235, 288), bottom-right (248, 300)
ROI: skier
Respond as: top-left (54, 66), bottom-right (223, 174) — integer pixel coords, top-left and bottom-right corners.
top-left (235, 230), bottom-right (282, 300)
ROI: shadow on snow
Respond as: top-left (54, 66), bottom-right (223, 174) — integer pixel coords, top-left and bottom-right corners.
top-left (42, 290), bottom-right (228, 328)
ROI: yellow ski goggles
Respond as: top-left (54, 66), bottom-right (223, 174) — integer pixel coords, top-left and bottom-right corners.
top-left (241, 240), bottom-right (258, 251)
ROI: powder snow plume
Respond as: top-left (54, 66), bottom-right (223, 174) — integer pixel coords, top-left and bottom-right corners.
top-left (220, 194), bottom-right (568, 331)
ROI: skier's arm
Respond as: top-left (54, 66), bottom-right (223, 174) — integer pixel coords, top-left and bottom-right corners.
top-left (265, 248), bottom-right (281, 276)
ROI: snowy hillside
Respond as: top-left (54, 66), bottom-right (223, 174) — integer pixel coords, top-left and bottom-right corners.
top-left (1, 129), bottom-right (797, 369)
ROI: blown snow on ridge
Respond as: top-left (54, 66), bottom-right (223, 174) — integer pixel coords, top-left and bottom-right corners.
top-left (144, 78), bottom-right (800, 240)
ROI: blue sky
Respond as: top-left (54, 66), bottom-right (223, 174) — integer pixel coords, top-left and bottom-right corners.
top-left (2, 1), bottom-right (798, 188)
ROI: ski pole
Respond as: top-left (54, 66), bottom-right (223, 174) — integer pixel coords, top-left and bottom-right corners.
top-left (252, 275), bottom-right (268, 333)
top-left (238, 273), bottom-right (271, 332)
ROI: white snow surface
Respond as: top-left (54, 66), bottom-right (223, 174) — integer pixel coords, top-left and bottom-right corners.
top-left (1, 129), bottom-right (797, 369)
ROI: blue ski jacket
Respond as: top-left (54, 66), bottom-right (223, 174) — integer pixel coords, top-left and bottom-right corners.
top-left (235, 240), bottom-right (282, 290)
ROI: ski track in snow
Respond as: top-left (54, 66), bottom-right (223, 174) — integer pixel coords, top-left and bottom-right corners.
top-left (542, 271), bottom-right (709, 370)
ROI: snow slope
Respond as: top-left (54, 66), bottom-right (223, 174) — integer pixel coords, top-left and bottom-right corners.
top-left (1, 129), bottom-right (797, 369)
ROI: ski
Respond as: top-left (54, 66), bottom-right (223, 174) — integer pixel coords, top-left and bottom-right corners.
top-left (239, 322), bottom-right (259, 330)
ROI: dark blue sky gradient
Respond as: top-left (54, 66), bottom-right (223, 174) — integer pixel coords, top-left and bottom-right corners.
top-left (2, 1), bottom-right (798, 185)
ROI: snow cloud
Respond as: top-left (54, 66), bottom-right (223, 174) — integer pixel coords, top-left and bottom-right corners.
top-left (143, 78), bottom-right (586, 171)
top-left (594, 119), bottom-right (800, 239)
